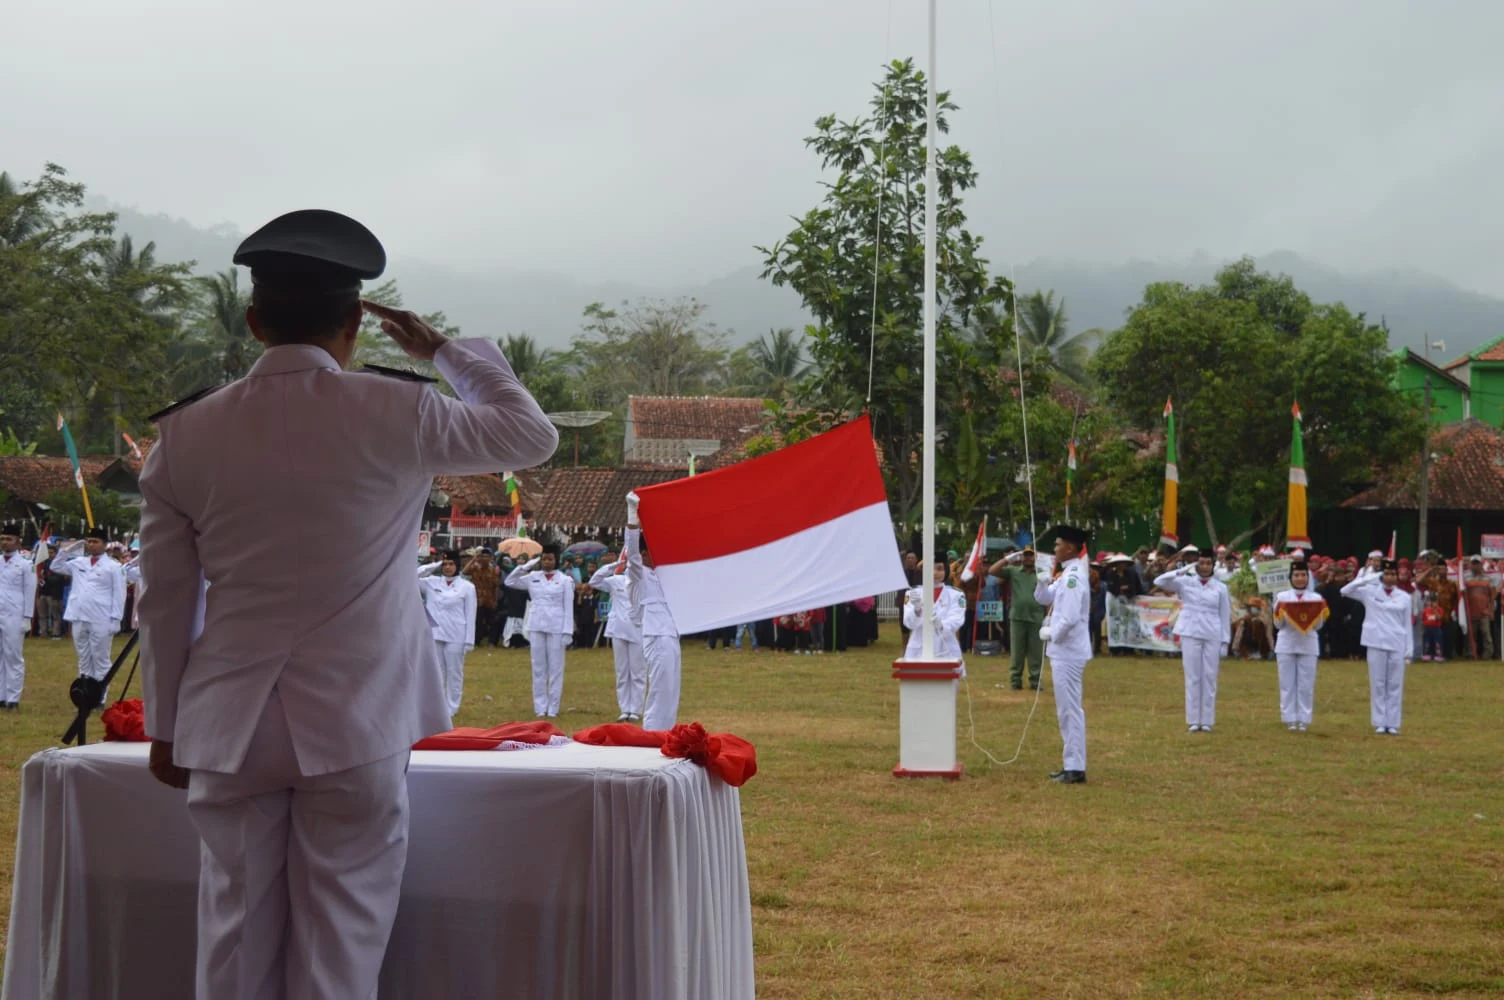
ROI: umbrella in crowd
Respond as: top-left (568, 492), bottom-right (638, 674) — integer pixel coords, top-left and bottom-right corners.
top-left (496, 537), bottom-right (543, 558)
top-left (563, 540), bottom-right (608, 557)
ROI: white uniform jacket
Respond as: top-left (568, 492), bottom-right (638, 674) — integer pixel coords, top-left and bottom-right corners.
top-left (1154, 568), bottom-right (1232, 643)
top-left (503, 566), bottom-right (575, 635)
top-left (1035, 555), bottom-right (1093, 661)
top-left (625, 528), bottom-right (678, 638)
top-left (138, 337), bottom-right (558, 776)
top-left (52, 551), bottom-right (126, 626)
top-left (419, 572), bottom-right (477, 646)
top-left (0, 552), bottom-right (36, 621)
top-left (1272, 586), bottom-right (1325, 655)
top-left (1340, 574), bottom-right (1414, 658)
top-left (901, 584), bottom-right (967, 660)
top-left (589, 562), bottom-right (641, 644)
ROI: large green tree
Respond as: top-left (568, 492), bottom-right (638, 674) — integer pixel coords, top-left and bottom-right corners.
top-left (1091, 259), bottom-right (1424, 546)
top-left (1016, 290), bottom-right (1097, 383)
top-left (567, 298), bottom-right (732, 406)
top-left (758, 58), bottom-right (1016, 520)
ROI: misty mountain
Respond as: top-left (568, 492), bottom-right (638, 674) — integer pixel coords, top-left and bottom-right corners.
top-left (96, 200), bottom-right (1504, 359)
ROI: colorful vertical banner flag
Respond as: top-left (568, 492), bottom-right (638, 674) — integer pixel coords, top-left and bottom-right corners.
top-left (1159, 399), bottom-right (1178, 548)
top-left (503, 471), bottom-right (525, 538)
top-left (1286, 401), bottom-right (1310, 550)
top-left (55, 413), bottom-right (95, 529)
top-left (121, 432), bottom-right (143, 462)
top-left (1066, 440), bottom-right (1077, 507)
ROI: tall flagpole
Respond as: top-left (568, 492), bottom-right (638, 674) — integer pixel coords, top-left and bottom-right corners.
top-left (920, 0), bottom-right (938, 659)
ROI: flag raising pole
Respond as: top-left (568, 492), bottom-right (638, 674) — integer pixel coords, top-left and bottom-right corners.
top-left (919, 0), bottom-right (938, 661)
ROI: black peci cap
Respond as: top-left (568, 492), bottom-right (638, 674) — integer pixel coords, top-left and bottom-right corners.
top-left (233, 209), bottom-right (385, 290)
top-left (0, 523), bottom-right (19, 537)
top-left (1056, 524), bottom-right (1090, 547)
top-left (1382, 558), bottom-right (1398, 572)
top-left (87, 527), bottom-right (109, 541)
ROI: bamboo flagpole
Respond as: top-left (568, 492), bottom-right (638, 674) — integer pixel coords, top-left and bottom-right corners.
top-left (56, 413), bottom-right (95, 529)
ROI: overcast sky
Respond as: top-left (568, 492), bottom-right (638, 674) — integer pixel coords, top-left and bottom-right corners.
top-left (6, 0), bottom-right (1503, 295)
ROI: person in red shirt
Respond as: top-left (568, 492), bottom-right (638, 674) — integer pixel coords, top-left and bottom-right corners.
top-left (1421, 593), bottom-right (1446, 662)
top-left (1463, 557), bottom-right (1497, 660)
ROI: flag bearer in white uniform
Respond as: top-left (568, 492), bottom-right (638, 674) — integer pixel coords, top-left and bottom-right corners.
top-left (50, 526), bottom-right (126, 705)
top-left (419, 551), bottom-right (477, 716)
top-left (625, 491), bottom-right (682, 731)
top-left (1155, 550), bottom-right (1232, 732)
top-left (590, 555), bottom-right (646, 722)
top-left (505, 544), bottom-right (575, 718)
top-left (137, 209), bottom-right (558, 1000)
top-left (1341, 558), bottom-right (1413, 735)
top-left (1272, 556), bottom-right (1327, 731)
top-left (1035, 525), bottom-right (1093, 784)
top-left (0, 524), bottom-right (36, 710)
top-left (902, 559), bottom-right (968, 671)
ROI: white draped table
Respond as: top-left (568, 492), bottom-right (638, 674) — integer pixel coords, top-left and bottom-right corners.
top-left (2, 742), bottom-right (755, 1000)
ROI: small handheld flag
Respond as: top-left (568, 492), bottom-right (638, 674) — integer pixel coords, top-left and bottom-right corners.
top-left (56, 413), bottom-right (95, 529)
top-left (960, 517), bottom-right (988, 583)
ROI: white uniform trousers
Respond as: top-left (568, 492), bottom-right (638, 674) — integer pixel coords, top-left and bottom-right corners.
top-left (435, 640), bottom-right (467, 717)
top-left (187, 688), bottom-right (410, 1000)
top-left (0, 617), bottom-right (26, 703)
top-left (529, 631), bottom-right (567, 717)
top-left (612, 638), bottom-right (647, 717)
top-left (1049, 656), bottom-right (1087, 772)
top-left (1367, 649), bottom-right (1407, 730)
top-left (71, 620), bottom-right (115, 701)
top-left (1276, 653), bottom-right (1318, 725)
top-left (1180, 636), bottom-right (1222, 728)
top-left (642, 635), bottom-right (682, 732)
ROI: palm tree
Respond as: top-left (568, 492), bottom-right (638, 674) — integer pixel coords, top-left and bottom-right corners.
top-left (0, 171), bottom-right (47, 246)
top-left (499, 333), bottom-right (556, 382)
top-left (1016, 291), bottom-right (1098, 383)
top-left (180, 269), bottom-right (256, 384)
top-left (747, 328), bottom-right (811, 395)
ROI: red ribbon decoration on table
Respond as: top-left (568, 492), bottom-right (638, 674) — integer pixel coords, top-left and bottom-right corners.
top-left (574, 721), bottom-right (758, 787)
top-left (412, 720), bottom-right (567, 750)
top-left (101, 699), bottom-right (149, 742)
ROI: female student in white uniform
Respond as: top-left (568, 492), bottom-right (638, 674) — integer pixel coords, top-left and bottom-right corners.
top-left (1340, 558), bottom-right (1413, 735)
top-left (418, 551), bottom-right (477, 716)
top-left (902, 560), bottom-right (968, 671)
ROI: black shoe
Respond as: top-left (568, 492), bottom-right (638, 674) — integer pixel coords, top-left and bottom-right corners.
top-left (1010, 683), bottom-right (1023, 690)
top-left (1029, 682), bottom-right (1040, 690)
top-left (1048, 769), bottom-right (1066, 779)
top-left (1051, 770), bottom-right (1087, 784)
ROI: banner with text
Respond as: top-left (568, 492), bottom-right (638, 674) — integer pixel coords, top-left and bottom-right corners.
top-left (1106, 595), bottom-right (1182, 652)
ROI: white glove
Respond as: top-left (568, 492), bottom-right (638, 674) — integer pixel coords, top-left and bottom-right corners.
top-left (464, 644), bottom-right (475, 656)
top-left (1038, 625), bottom-right (1053, 642)
top-left (521, 556), bottom-right (541, 571)
top-left (626, 492), bottom-right (640, 522)
top-left (1221, 645), bottom-right (1229, 658)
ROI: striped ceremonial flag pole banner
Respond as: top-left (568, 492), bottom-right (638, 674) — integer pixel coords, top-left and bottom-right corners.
top-left (56, 412), bottom-right (96, 529)
top-left (635, 416), bottom-right (907, 635)
top-left (1159, 399), bottom-right (1178, 548)
top-left (1286, 401), bottom-right (1310, 550)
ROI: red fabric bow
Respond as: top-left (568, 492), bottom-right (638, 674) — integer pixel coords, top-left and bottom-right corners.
top-left (412, 720), bottom-right (567, 751)
top-left (572, 721), bottom-right (758, 787)
top-left (101, 699), bottom-right (149, 742)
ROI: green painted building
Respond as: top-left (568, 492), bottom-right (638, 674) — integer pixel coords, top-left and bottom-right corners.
top-left (1392, 347), bottom-right (1470, 425)
top-left (1438, 336), bottom-right (1504, 428)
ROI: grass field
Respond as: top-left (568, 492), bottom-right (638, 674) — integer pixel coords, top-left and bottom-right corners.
top-left (2, 631), bottom-right (1501, 997)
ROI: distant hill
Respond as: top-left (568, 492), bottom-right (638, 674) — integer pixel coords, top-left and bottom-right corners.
top-left (94, 199), bottom-right (1504, 358)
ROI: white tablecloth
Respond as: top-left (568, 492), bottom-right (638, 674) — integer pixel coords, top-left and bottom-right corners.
top-left (2, 742), bottom-right (755, 1000)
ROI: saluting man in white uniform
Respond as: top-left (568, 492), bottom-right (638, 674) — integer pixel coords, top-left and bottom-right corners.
top-left (505, 544), bottom-right (575, 718)
top-left (419, 551), bottom-right (477, 716)
top-left (1155, 548), bottom-right (1232, 733)
top-left (590, 554), bottom-right (646, 722)
top-left (902, 559), bottom-right (968, 669)
top-left (625, 491), bottom-right (682, 732)
top-left (1035, 525), bottom-right (1093, 784)
top-left (1340, 558), bottom-right (1413, 735)
top-left (50, 526), bottom-right (126, 705)
top-left (137, 209), bottom-right (558, 1000)
top-left (1272, 555), bottom-right (1326, 732)
top-left (0, 523), bottom-right (36, 710)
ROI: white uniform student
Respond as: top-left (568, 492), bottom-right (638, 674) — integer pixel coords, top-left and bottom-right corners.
top-left (137, 209), bottom-right (558, 1000)
top-left (1155, 550), bottom-right (1232, 732)
top-left (1035, 526), bottom-right (1093, 784)
top-left (1272, 558), bottom-right (1326, 731)
top-left (419, 553), bottom-right (477, 716)
top-left (590, 557), bottom-right (646, 722)
top-left (1341, 558), bottom-right (1413, 735)
top-left (50, 528), bottom-right (126, 704)
top-left (0, 524), bottom-right (36, 709)
top-left (902, 561), bottom-right (968, 671)
top-left (625, 492), bottom-right (682, 732)
top-left (504, 546), bottom-right (575, 718)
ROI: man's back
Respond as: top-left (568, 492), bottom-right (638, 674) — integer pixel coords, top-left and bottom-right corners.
top-left (140, 338), bottom-right (558, 776)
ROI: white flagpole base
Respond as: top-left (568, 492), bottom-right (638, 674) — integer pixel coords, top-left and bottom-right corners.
top-left (892, 657), bottom-right (963, 779)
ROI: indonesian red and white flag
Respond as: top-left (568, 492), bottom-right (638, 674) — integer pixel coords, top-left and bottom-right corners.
top-left (960, 517), bottom-right (987, 582)
top-left (634, 416), bottom-right (907, 634)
